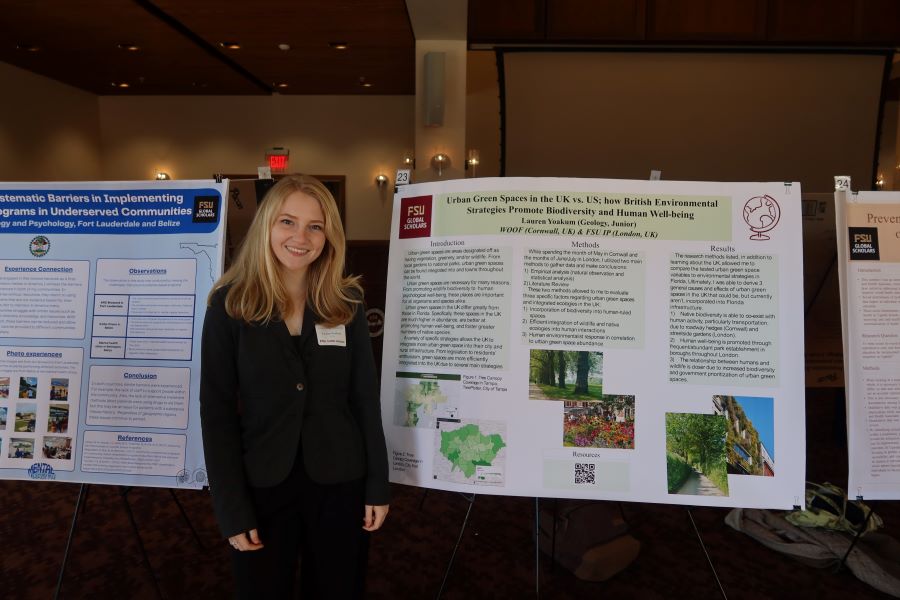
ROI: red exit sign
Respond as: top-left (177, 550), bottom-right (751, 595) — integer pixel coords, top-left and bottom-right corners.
top-left (265, 148), bottom-right (289, 172)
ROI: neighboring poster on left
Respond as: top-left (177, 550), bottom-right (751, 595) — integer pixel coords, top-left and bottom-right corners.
top-left (0, 180), bottom-right (227, 488)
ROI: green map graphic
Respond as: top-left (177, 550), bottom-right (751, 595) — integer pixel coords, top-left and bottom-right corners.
top-left (398, 380), bottom-right (448, 428)
top-left (439, 424), bottom-right (506, 478)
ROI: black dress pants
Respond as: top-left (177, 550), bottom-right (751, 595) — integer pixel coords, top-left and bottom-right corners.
top-left (231, 449), bottom-right (369, 599)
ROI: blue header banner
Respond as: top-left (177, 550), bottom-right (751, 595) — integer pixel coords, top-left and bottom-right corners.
top-left (0, 187), bottom-right (223, 234)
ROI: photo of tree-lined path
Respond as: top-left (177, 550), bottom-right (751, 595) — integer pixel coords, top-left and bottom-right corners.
top-left (665, 412), bottom-right (729, 497)
top-left (528, 350), bottom-right (602, 401)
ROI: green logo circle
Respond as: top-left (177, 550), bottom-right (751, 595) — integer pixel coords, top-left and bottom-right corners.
top-left (29, 235), bottom-right (50, 257)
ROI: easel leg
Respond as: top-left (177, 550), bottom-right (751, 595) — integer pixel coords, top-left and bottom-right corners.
top-left (120, 487), bottom-right (166, 599)
top-left (686, 508), bottom-right (728, 600)
top-left (550, 498), bottom-right (558, 574)
top-left (169, 489), bottom-right (204, 549)
top-left (837, 506), bottom-right (875, 571)
top-left (534, 497), bottom-right (540, 598)
top-left (54, 483), bottom-right (88, 600)
top-left (435, 493), bottom-right (476, 600)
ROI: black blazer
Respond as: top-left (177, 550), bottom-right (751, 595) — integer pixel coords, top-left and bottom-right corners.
top-left (199, 287), bottom-right (389, 538)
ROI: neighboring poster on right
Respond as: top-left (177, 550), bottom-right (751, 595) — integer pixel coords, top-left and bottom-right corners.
top-left (838, 190), bottom-right (900, 500)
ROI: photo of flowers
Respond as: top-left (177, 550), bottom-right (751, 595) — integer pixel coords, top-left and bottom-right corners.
top-left (563, 395), bottom-right (635, 449)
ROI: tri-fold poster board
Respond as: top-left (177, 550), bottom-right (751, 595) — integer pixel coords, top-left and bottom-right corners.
top-left (837, 187), bottom-right (900, 501)
top-left (0, 180), bottom-right (227, 488)
top-left (380, 177), bottom-right (806, 509)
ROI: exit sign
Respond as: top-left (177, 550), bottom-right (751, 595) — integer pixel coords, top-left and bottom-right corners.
top-left (265, 147), bottom-right (289, 173)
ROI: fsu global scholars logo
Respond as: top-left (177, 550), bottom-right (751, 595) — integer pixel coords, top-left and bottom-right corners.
top-left (192, 195), bottom-right (220, 223)
top-left (849, 227), bottom-right (879, 260)
top-left (399, 196), bottom-right (432, 239)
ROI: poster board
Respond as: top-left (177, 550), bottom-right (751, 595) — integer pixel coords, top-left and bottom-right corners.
top-left (837, 189), bottom-right (900, 500)
top-left (0, 180), bottom-right (227, 488)
top-left (381, 177), bottom-right (805, 509)
top-left (802, 193), bottom-right (843, 387)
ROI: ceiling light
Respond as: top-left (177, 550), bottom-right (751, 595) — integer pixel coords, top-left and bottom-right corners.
top-left (277, 43), bottom-right (291, 51)
top-left (329, 42), bottom-right (349, 50)
top-left (110, 82), bottom-right (130, 88)
top-left (359, 77), bottom-right (373, 88)
top-left (219, 41), bottom-right (241, 50)
top-left (117, 43), bottom-right (140, 51)
top-left (155, 171), bottom-right (171, 181)
top-left (15, 44), bottom-right (40, 52)
top-left (275, 82), bottom-right (289, 89)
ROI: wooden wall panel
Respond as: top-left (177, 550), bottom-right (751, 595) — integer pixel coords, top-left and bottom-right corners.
top-left (468, 0), bottom-right (900, 46)
top-left (858, 0), bottom-right (900, 43)
top-left (469, 0), bottom-right (546, 42)
top-left (346, 241), bottom-right (390, 376)
top-left (647, 0), bottom-right (766, 40)
top-left (768, 0), bottom-right (857, 42)
top-left (547, 0), bottom-right (646, 40)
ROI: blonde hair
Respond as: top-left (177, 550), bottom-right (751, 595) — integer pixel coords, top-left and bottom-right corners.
top-left (210, 174), bottom-right (361, 326)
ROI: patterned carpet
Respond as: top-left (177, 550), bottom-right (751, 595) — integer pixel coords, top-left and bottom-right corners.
top-left (1, 390), bottom-right (897, 599)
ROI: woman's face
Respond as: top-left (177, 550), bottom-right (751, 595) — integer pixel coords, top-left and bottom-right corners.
top-left (269, 190), bottom-right (327, 277)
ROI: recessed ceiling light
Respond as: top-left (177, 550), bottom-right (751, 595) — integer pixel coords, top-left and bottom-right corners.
top-left (277, 43), bottom-right (291, 51)
top-left (329, 42), bottom-right (349, 50)
top-left (275, 82), bottom-right (289, 89)
top-left (117, 43), bottom-right (140, 51)
top-left (219, 41), bottom-right (241, 50)
top-left (15, 44), bottom-right (40, 52)
top-left (361, 82), bottom-right (373, 88)
top-left (110, 82), bottom-right (130, 88)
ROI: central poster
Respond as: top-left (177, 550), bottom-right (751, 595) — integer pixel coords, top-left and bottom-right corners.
top-left (380, 177), bottom-right (805, 509)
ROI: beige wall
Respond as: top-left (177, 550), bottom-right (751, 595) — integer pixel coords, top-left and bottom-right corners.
top-left (413, 40), bottom-right (467, 183)
top-left (466, 51), bottom-right (501, 178)
top-left (98, 94), bottom-right (413, 239)
top-left (878, 99), bottom-right (898, 191)
top-left (502, 52), bottom-right (885, 193)
top-left (0, 61), bottom-right (102, 181)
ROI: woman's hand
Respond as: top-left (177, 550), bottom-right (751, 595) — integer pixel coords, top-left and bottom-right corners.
top-left (362, 504), bottom-right (389, 531)
top-left (229, 528), bottom-right (264, 552)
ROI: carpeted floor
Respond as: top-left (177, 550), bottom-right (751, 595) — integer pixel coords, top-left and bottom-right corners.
top-left (1, 390), bottom-right (897, 599)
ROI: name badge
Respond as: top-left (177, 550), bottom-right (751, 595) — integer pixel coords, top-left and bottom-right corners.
top-left (315, 324), bottom-right (347, 346)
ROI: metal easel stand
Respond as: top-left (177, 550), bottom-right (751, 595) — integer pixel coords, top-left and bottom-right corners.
top-left (434, 492), bottom-right (476, 600)
top-left (686, 507), bottom-right (728, 600)
top-left (836, 498), bottom-right (876, 572)
top-left (54, 484), bottom-right (205, 600)
top-left (432, 493), bottom-right (543, 599)
top-left (534, 497), bottom-right (541, 598)
top-left (55, 483), bottom-right (88, 600)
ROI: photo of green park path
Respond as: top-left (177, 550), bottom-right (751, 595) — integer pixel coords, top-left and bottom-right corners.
top-left (665, 412), bottom-right (729, 497)
top-left (528, 350), bottom-right (602, 401)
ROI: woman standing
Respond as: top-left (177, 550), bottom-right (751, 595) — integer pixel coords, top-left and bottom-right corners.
top-left (200, 175), bottom-right (389, 598)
